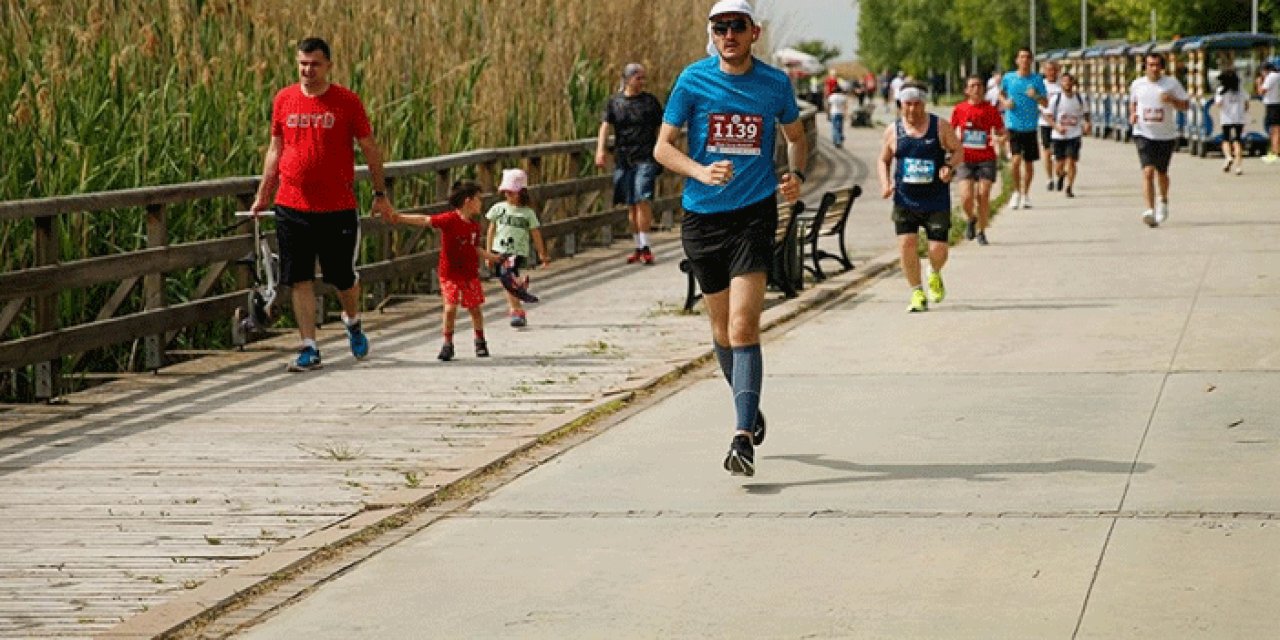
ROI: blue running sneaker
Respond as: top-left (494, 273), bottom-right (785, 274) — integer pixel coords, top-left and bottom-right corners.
top-left (288, 345), bottom-right (323, 372)
top-left (345, 320), bottom-right (369, 359)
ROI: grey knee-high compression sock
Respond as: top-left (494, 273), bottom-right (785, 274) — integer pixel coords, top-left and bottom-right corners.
top-left (731, 344), bottom-right (762, 432)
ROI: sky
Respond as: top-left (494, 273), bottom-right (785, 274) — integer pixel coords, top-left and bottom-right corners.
top-left (754, 0), bottom-right (861, 61)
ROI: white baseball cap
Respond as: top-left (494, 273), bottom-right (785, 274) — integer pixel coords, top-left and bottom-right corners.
top-left (708, 0), bottom-right (754, 20)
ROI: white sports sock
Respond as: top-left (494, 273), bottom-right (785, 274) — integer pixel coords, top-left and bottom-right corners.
top-left (303, 338), bottom-right (318, 350)
top-left (633, 234), bottom-right (643, 249)
top-left (637, 232), bottom-right (649, 248)
top-left (341, 312), bottom-right (358, 327)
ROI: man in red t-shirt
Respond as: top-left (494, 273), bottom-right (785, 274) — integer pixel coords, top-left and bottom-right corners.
top-left (250, 37), bottom-right (394, 372)
top-left (380, 181), bottom-right (501, 362)
top-left (823, 69), bottom-right (841, 113)
top-left (951, 75), bottom-right (1006, 246)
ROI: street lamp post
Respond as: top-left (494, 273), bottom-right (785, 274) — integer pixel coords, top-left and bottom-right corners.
top-left (1253, 0), bottom-right (1259, 34)
top-left (1030, 0), bottom-right (1036, 54)
top-left (1082, 0), bottom-right (1087, 48)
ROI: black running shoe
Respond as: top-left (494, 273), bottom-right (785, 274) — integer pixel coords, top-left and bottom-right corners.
top-left (965, 219), bottom-right (976, 240)
top-left (1056, 174), bottom-right (1065, 191)
top-left (1065, 186), bottom-right (1075, 198)
top-left (752, 411), bottom-right (767, 446)
top-left (977, 231), bottom-right (989, 246)
top-left (1047, 179), bottom-right (1055, 192)
top-left (438, 342), bottom-right (455, 362)
top-left (723, 434), bottom-right (755, 477)
top-left (474, 339), bottom-right (489, 358)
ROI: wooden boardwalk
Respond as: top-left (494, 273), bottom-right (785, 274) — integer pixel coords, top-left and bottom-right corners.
top-left (0, 132), bottom-right (874, 638)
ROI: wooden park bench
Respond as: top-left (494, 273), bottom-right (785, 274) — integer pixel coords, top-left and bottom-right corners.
top-left (796, 184), bottom-right (860, 281)
top-left (679, 199), bottom-right (807, 312)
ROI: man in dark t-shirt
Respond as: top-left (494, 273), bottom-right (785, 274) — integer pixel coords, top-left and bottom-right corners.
top-left (595, 63), bottom-right (664, 264)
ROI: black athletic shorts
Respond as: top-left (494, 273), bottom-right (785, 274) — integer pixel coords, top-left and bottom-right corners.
top-left (1265, 104), bottom-right (1280, 129)
top-left (1222, 124), bottom-right (1243, 143)
top-left (1134, 136), bottom-right (1176, 174)
top-left (1052, 137), bottom-right (1082, 160)
top-left (892, 207), bottom-right (950, 243)
top-left (681, 195), bottom-right (777, 295)
top-left (274, 205), bottom-right (361, 290)
top-left (1008, 130), bottom-right (1041, 162)
top-left (1039, 125), bottom-right (1054, 149)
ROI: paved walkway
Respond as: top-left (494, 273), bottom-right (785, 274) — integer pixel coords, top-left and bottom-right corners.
top-left (231, 122), bottom-right (1280, 638)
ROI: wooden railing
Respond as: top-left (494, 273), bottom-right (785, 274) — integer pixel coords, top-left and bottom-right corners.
top-left (0, 108), bottom-right (816, 400)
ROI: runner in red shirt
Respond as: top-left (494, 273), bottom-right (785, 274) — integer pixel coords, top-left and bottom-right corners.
top-left (380, 181), bottom-right (501, 362)
top-left (250, 38), bottom-right (395, 372)
top-left (951, 75), bottom-right (1006, 245)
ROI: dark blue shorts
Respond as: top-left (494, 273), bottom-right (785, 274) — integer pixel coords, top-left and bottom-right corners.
top-left (612, 161), bottom-right (659, 206)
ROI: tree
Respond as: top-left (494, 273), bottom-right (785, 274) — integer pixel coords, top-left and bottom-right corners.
top-left (793, 39), bottom-right (842, 64)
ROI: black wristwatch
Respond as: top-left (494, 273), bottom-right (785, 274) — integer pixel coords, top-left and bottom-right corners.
top-left (791, 170), bottom-right (807, 183)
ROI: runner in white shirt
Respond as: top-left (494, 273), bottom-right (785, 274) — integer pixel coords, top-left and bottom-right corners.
top-left (1046, 73), bottom-right (1091, 198)
top-left (1128, 53), bottom-right (1189, 228)
top-left (1258, 62), bottom-right (1280, 163)
top-left (1037, 60), bottom-right (1063, 191)
top-left (827, 86), bottom-right (850, 148)
top-left (1214, 69), bottom-right (1248, 175)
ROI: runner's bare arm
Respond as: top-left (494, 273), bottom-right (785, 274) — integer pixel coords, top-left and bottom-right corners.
top-left (653, 123), bottom-right (730, 186)
top-left (532, 229), bottom-right (550, 267)
top-left (357, 135), bottom-right (394, 218)
top-left (383, 212), bottom-right (433, 228)
top-left (939, 122), bottom-right (962, 182)
top-left (877, 124), bottom-right (896, 198)
top-left (250, 136), bottom-right (283, 214)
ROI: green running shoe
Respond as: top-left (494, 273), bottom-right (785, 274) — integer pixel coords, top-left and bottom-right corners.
top-left (908, 288), bottom-right (928, 313)
top-left (928, 272), bottom-right (946, 303)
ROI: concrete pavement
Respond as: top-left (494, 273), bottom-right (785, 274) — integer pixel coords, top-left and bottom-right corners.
top-left (232, 116), bottom-right (1280, 635)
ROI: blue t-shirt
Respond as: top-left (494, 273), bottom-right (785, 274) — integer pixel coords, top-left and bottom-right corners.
top-left (663, 56), bottom-right (800, 214)
top-left (1001, 71), bottom-right (1048, 132)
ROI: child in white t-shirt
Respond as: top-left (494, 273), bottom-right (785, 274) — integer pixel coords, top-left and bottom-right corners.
top-left (1215, 69), bottom-right (1248, 175)
top-left (486, 169), bottom-right (550, 327)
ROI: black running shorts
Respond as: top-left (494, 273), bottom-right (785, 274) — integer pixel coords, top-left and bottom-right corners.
top-left (1134, 136), bottom-right (1176, 174)
top-left (1052, 137), bottom-right (1082, 160)
top-left (1008, 130), bottom-right (1041, 162)
top-left (681, 195), bottom-right (778, 295)
top-left (956, 160), bottom-right (997, 182)
top-left (275, 205), bottom-right (361, 290)
top-left (1265, 104), bottom-right (1280, 129)
top-left (892, 207), bottom-right (950, 243)
top-left (1222, 124), bottom-right (1243, 143)
top-left (1039, 125), bottom-right (1054, 149)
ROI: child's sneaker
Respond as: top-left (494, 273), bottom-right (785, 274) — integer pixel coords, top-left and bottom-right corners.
top-left (287, 345), bottom-right (323, 372)
top-left (474, 339), bottom-right (490, 358)
top-left (510, 310), bottom-right (527, 328)
top-left (626, 249), bottom-right (643, 264)
top-left (438, 342), bottom-right (455, 362)
top-left (640, 246), bottom-right (655, 265)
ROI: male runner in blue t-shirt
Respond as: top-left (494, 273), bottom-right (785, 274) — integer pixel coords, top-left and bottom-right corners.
top-left (1000, 47), bottom-right (1048, 209)
top-left (654, 0), bottom-right (808, 478)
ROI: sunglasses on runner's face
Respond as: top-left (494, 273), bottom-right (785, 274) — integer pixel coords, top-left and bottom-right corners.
top-left (711, 19), bottom-right (750, 36)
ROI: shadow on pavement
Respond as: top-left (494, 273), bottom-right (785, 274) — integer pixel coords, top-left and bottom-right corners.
top-left (744, 454), bottom-right (1152, 495)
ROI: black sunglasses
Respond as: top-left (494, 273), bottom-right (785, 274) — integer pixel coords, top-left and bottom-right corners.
top-left (711, 19), bottom-right (750, 36)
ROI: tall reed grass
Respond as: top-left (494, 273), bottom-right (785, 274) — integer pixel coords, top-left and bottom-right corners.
top-left (0, 0), bottom-right (710, 399)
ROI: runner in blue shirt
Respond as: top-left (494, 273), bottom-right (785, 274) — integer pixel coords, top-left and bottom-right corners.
top-left (654, 0), bottom-right (808, 478)
top-left (1000, 47), bottom-right (1048, 209)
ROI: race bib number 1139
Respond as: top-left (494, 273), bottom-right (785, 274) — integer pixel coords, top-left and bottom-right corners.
top-left (707, 113), bottom-right (764, 156)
